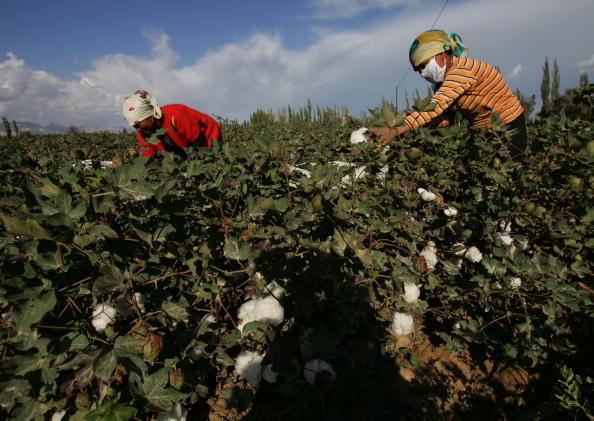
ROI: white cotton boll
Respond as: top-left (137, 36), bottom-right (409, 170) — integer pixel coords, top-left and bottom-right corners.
top-left (341, 166), bottom-right (368, 185)
top-left (402, 283), bottom-right (421, 304)
top-left (234, 351), bottom-right (264, 386)
top-left (189, 345), bottom-right (205, 361)
top-left (376, 164), bottom-right (389, 181)
top-left (314, 291), bottom-right (327, 301)
top-left (263, 281), bottom-right (285, 300)
top-left (157, 403), bottom-right (188, 421)
top-left (453, 243), bottom-right (467, 256)
top-left (392, 312), bottom-right (414, 336)
top-left (454, 322), bottom-right (461, 330)
top-left (517, 238), bottom-right (529, 251)
top-left (91, 304), bottom-right (117, 334)
top-left (51, 410), bottom-right (66, 421)
top-left (202, 313), bottom-right (216, 324)
top-left (495, 231), bottom-right (514, 246)
top-left (350, 127), bottom-right (371, 144)
top-left (464, 246), bottom-right (483, 263)
top-left (444, 206), bottom-right (458, 217)
top-left (133, 292), bottom-right (146, 313)
top-left (237, 296), bottom-right (284, 332)
top-left (303, 359), bottom-right (337, 386)
top-left (510, 277), bottom-right (522, 289)
top-left (420, 242), bottom-right (438, 269)
top-left (262, 364), bottom-right (278, 383)
top-left (288, 166), bottom-right (312, 179)
top-left (417, 188), bottom-right (436, 201)
top-left (331, 160), bottom-right (356, 167)
top-left (492, 282), bottom-right (503, 290)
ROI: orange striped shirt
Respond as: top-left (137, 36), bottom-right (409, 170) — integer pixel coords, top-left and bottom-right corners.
top-left (404, 56), bottom-right (524, 130)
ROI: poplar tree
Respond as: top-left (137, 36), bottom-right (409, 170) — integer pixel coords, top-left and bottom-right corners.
top-left (540, 57), bottom-right (550, 108)
top-left (12, 120), bottom-right (19, 136)
top-left (2, 117), bottom-right (11, 138)
top-left (580, 72), bottom-right (590, 88)
top-left (552, 59), bottom-right (560, 100)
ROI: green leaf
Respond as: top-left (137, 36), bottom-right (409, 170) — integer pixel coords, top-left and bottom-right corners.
top-left (86, 399), bottom-right (137, 421)
top-left (223, 237), bottom-right (250, 260)
top-left (161, 302), bottom-right (188, 322)
top-left (93, 265), bottom-right (125, 294)
top-left (1, 214), bottom-right (53, 240)
top-left (129, 368), bottom-right (189, 411)
top-left (94, 350), bottom-right (118, 382)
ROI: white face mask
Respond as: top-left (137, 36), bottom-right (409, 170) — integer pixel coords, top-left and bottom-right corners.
top-left (420, 57), bottom-right (446, 84)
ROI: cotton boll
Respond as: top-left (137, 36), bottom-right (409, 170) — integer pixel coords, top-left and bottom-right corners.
top-left (262, 363), bottom-right (278, 383)
top-left (444, 206), bottom-right (458, 217)
top-left (288, 166), bottom-right (312, 179)
top-left (350, 127), bottom-right (371, 144)
top-left (303, 359), bottom-right (337, 386)
top-left (133, 292), bottom-right (146, 313)
top-left (453, 243), bottom-right (467, 256)
top-left (376, 164), bottom-right (389, 181)
top-left (234, 351), bottom-right (264, 386)
top-left (314, 291), bottom-right (327, 301)
top-left (51, 410), bottom-right (66, 421)
top-left (516, 238), bottom-right (529, 251)
top-left (202, 313), bottom-right (217, 324)
top-left (495, 231), bottom-right (513, 246)
top-left (157, 403), bottom-right (188, 421)
top-left (492, 282), bottom-right (503, 290)
top-left (392, 312), bottom-right (414, 336)
top-left (417, 188), bottom-right (436, 201)
top-left (510, 277), bottom-right (522, 289)
top-left (189, 345), bottom-right (205, 361)
top-left (402, 283), bottom-right (421, 304)
top-left (420, 242), bottom-right (438, 270)
top-left (464, 246), bottom-right (483, 263)
top-left (91, 304), bottom-right (117, 334)
top-left (341, 166), bottom-right (368, 185)
top-left (237, 296), bottom-right (284, 332)
top-left (263, 281), bottom-right (285, 299)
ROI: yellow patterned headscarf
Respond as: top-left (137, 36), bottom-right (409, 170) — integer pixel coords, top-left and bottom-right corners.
top-left (409, 30), bottom-right (468, 68)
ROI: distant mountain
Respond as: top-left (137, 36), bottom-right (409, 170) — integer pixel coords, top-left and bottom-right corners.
top-left (0, 121), bottom-right (128, 135)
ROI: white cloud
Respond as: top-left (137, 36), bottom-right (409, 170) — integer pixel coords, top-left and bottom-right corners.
top-left (309, 0), bottom-right (418, 19)
top-left (573, 54), bottom-right (594, 70)
top-left (0, 0), bottom-right (593, 127)
top-left (509, 64), bottom-right (523, 79)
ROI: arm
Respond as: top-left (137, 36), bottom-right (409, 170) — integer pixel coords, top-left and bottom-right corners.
top-left (137, 133), bottom-right (158, 157)
top-left (367, 125), bottom-right (411, 145)
top-left (403, 69), bottom-right (475, 130)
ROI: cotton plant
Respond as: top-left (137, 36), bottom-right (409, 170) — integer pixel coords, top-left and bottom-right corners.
top-left (392, 312), bottom-right (414, 336)
top-left (234, 351), bottom-right (264, 386)
top-left (91, 304), bottom-right (117, 334)
top-left (420, 241), bottom-right (438, 270)
top-left (156, 403), bottom-right (188, 421)
top-left (303, 359), bottom-right (337, 386)
top-left (402, 283), bottom-right (421, 304)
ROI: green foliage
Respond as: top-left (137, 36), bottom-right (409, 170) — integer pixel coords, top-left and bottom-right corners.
top-left (555, 366), bottom-right (594, 420)
top-left (0, 98), bottom-right (593, 420)
top-left (515, 89), bottom-right (536, 120)
top-left (580, 72), bottom-right (590, 89)
top-left (552, 58), bottom-right (561, 100)
top-left (11, 121), bottom-right (19, 137)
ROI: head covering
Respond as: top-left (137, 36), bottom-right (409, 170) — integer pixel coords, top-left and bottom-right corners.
top-left (409, 30), bottom-right (468, 68)
top-left (122, 90), bottom-right (162, 126)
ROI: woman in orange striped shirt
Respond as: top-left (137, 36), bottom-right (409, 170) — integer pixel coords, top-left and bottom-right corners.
top-left (370, 30), bottom-right (526, 159)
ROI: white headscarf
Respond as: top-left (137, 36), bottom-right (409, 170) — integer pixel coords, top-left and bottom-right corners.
top-left (122, 90), bottom-right (162, 126)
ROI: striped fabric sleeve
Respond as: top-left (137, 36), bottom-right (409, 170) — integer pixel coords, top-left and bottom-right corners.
top-left (404, 68), bottom-right (476, 130)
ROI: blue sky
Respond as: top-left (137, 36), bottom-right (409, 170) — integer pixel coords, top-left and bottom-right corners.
top-left (1, 0), bottom-right (593, 128)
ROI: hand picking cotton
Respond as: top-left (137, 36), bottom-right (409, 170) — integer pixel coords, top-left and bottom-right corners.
top-left (350, 127), bottom-right (371, 144)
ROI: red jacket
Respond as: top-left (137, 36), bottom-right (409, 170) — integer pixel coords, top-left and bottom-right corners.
top-left (137, 104), bottom-right (221, 157)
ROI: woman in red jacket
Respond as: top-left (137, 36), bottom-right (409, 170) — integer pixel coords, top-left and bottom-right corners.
top-left (122, 90), bottom-right (221, 158)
